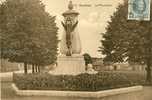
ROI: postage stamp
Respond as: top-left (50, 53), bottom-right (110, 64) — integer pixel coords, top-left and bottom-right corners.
top-left (128, 0), bottom-right (151, 21)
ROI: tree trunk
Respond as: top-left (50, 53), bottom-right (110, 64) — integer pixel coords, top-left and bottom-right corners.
top-left (35, 65), bottom-right (38, 73)
top-left (24, 62), bottom-right (27, 74)
top-left (38, 66), bottom-right (40, 73)
top-left (146, 63), bottom-right (152, 82)
top-left (145, 25), bottom-right (152, 83)
top-left (32, 64), bottom-right (35, 73)
top-left (35, 65), bottom-right (37, 72)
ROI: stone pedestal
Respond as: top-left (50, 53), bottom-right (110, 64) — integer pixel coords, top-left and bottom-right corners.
top-left (49, 56), bottom-right (86, 75)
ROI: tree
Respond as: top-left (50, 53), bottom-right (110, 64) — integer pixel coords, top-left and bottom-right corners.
top-left (0, 0), bottom-right (58, 74)
top-left (99, 0), bottom-right (152, 82)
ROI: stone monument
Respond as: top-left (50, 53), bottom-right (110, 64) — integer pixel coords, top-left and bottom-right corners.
top-left (50, 1), bottom-right (85, 75)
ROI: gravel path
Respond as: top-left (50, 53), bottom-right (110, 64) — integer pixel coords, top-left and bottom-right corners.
top-left (1, 82), bottom-right (92, 100)
top-left (142, 86), bottom-right (152, 100)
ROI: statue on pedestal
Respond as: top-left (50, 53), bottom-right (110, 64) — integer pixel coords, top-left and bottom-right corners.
top-left (49, 1), bottom-right (86, 75)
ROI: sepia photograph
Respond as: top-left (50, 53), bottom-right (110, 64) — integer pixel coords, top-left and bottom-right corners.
top-left (0, 0), bottom-right (152, 100)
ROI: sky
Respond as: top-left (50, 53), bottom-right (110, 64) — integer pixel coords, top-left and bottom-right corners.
top-left (41, 0), bottom-right (124, 57)
top-left (0, 0), bottom-right (124, 57)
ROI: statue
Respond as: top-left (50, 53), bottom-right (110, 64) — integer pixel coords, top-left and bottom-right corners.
top-left (60, 1), bottom-right (81, 56)
top-left (61, 18), bottom-right (78, 56)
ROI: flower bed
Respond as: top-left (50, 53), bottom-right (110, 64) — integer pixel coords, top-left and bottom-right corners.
top-left (13, 72), bottom-right (137, 91)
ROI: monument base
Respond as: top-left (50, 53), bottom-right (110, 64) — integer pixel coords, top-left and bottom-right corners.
top-left (49, 55), bottom-right (86, 75)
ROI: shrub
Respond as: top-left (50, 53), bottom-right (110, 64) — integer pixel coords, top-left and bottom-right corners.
top-left (13, 72), bottom-right (137, 91)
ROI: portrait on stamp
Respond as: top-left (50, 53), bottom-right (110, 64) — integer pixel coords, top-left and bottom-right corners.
top-left (128, 0), bottom-right (151, 21)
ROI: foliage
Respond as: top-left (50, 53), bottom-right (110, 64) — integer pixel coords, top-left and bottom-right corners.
top-left (83, 53), bottom-right (93, 66)
top-left (0, 0), bottom-right (58, 70)
top-left (13, 72), bottom-right (138, 91)
top-left (99, 0), bottom-right (152, 82)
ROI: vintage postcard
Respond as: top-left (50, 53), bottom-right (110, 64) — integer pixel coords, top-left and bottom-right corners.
top-left (0, 0), bottom-right (152, 100)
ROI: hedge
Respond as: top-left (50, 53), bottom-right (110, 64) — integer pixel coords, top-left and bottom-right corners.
top-left (13, 72), bottom-right (138, 91)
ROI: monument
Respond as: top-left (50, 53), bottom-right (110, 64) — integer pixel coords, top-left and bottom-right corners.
top-left (50, 1), bottom-right (86, 75)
